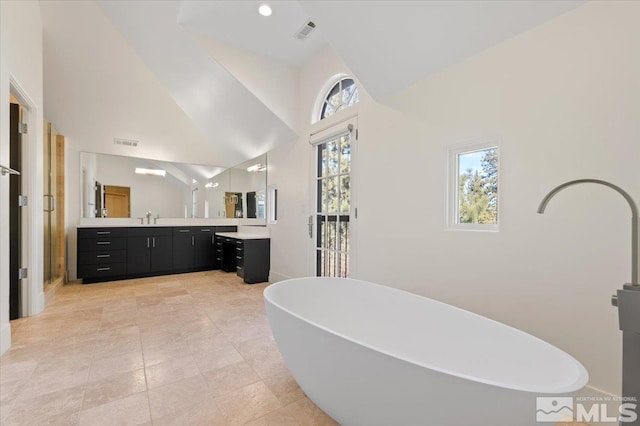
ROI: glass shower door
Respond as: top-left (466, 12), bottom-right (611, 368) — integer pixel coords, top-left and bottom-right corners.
top-left (43, 121), bottom-right (62, 291)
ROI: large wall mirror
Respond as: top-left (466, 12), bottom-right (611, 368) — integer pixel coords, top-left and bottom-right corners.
top-left (79, 152), bottom-right (267, 222)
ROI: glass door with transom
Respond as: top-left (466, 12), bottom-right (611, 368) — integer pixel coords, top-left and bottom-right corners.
top-left (315, 132), bottom-right (352, 277)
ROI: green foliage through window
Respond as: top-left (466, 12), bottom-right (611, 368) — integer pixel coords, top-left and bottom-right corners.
top-left (458, 147), bottom-right (498, 225)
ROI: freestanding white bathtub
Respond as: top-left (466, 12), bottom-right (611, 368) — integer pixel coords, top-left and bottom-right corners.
top-left (264, 277), bottom-right (588, 426)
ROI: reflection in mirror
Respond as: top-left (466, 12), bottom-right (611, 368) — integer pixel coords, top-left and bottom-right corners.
top-left (79, 152), bottom-right (267, 222)
top-left (228, 154), bottom-right (267, 219)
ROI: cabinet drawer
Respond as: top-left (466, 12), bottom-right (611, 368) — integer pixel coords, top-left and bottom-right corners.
top-left (78, 227), bottom-right (127, 239)
top-left (78, 237), bottom-right (126, 252)
top-left (173, 227), bottom-right (194, 235)
top-left (78, 250), bottom-right (126, 265)
top-left (78, 262), bottom-right (126, 279)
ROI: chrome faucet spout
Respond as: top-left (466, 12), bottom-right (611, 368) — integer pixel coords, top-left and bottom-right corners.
top-left (537, 179), bottom-right (639, 285)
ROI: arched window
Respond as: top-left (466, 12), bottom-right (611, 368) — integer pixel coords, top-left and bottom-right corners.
top-left (319, 77), bottom-right (359, 120)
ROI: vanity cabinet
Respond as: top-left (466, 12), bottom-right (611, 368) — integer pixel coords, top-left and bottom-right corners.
top-left (77, 225), bottom-right (237, 283)
top-left (77, 227), bottom-right (128, 282)
top-left (126, 227), bottom-right (173, 275)
top-left (217, 233), bottom-right (270, 284)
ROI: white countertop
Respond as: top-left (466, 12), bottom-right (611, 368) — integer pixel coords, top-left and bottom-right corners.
top-left (77, 219), bottom-right (241, 228)
top-left (216, 232), bottom-right (270, 240)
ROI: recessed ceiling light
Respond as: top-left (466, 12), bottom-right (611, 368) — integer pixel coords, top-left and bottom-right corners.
top-left (258, 4), bottom-right (272, 17)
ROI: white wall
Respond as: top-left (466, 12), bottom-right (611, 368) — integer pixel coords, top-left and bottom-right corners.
top-left (0, 0), bottom-right (45, 354)
top-left (187, 30), bottom-right (299, 132)
top-left (267, 1), bottom-right (639, 396)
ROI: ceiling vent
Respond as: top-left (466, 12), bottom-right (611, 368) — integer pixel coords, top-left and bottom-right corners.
top-left (113, 138), bottom-right (139, 148)
top-left (294, 20), bottom-right (316, 41)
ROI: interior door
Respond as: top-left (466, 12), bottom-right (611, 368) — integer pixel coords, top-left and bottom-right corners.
top-left (104, 185), bottom-right (130, 218)
top-left (9, 103), bottom-right (22, 320)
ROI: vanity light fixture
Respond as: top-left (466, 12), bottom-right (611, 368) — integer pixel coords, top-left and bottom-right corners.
top-left (205, 182), bottom-right (219, 189)
top-left (135, 167), bottom-right (166, 177)
top-left (247, 163), bottom-right (267, 172)
top-left (258, 3), bottom-right (272, 17)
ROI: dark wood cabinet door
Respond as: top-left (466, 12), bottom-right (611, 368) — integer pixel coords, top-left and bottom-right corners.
top-left (127, 236), bottom-right (151, 274)
top-left (151, 235), bottom-right (173, 273)
top-left (172, 235), bottom-right (194, 270)
top-left (194, 233), bottom-right (216, 269)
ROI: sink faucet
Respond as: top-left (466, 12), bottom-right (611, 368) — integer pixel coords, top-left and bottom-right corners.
top-left (146, 211), bottom-right (152, 224)
top-left (538, 178), bottom-right (640, 406)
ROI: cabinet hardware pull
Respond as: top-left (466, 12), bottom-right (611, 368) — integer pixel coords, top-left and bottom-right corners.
top-left (192, 236), bottom-right (195, 246)
top-left (153, 237), bottom-right (156, 248)
top-left (97, 267), bottom-right (111, 272)
top-left (97, 241), bottom-right (110, 245)
top-left (236, 256), bottom-right (242, 259)
top-left (179, 229), bottom-right (189, 233)
top-left (201, 229), bottom-right (211, 232)
top-left (147, 237), bottom-right (150, 248)
top-left (96, 231), bottom-right (111, 235)
top-left (96, 254), bottom-right (111, 258)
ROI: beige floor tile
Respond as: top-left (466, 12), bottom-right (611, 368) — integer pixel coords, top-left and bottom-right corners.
top-left (82, 369), bottom-right (146, 410)
top-left (191, 344), bottom-right (245, 374)
top-left (0, 274), bottom-right (335, 425)
top-left (246, 408), bottom-right (301, 426)
top-left (281, 397), bottom-right (339, 426)
top-left (144, 354), bottom-right (200, 389)
top-left (0, 360), bottom-right (38, 383)
top-left (18, 363), bottom-right (90, 398)
top-left (234, 335), bottom-right (278, 360)
top-left (141, 340), bottom-right (187, 367)
top-left (89, 349), bottom-right (144, 382)
top-left (245, 348), bottom-right (290, 380)
top-left (152, 397), bottom-right (228, 426)
top-left (263, 372), bottom-right (306, 406)
top-left (215, 381), bottom-right (282, 425)
top-left (3, 383), bottom-right (85, 426)
top-left (78, 391), bottom-right (150, 426)
top-left (148, 375), bottom-right (209, 420)
top-left (202, 361), bottom-right (261, 398)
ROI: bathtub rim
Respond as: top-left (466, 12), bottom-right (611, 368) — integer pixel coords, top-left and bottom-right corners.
top-left (264, 276), bottom-right (589, 395)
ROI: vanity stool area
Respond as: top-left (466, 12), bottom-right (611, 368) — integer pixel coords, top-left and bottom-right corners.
top-left (77, 226), bottom-right (271, 284)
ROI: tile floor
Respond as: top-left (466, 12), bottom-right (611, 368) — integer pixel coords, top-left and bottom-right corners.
top-left (0, 271), bottom-right (338, 425)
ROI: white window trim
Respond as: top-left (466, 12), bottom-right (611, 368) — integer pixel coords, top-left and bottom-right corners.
top-left (446, 138), bottom-right (500, 232)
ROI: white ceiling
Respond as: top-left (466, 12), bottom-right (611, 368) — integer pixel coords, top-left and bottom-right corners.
top-left (300, 0), bottom-right (584, 100)
top-left (99, 0), bottom-right (297, 167)
top-left (43, 0), bottom-right (586, 170)
top-left (177, 1), bottom-right (326, 67)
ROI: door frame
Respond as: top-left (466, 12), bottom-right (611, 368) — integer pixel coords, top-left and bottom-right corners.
top-left (10, 75), bottom-right (45, 317)
top-left (307, 115), bottom-right (358, 278)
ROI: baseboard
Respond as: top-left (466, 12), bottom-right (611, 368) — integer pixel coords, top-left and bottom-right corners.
top-left (268, 271), bottom-right (291, 283)
top-left (44, 276), bottom-right (64, 306)
top-left (33, 291), bottom-right (45, 315)
top-left (0, 322), bottom-right (11, 355)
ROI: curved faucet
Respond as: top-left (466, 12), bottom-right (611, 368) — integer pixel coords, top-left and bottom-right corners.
top-left (539, 179), bottom-right (640, 404)
top-left (537, 179), bottom-right (639, 286)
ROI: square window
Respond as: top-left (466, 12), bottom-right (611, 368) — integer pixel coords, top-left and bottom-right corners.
top-left (448, 142), bottom-right (499, 230)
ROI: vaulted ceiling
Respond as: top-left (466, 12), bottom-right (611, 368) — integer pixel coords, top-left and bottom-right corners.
top-left (41, 0), bottom-right (583, 167)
